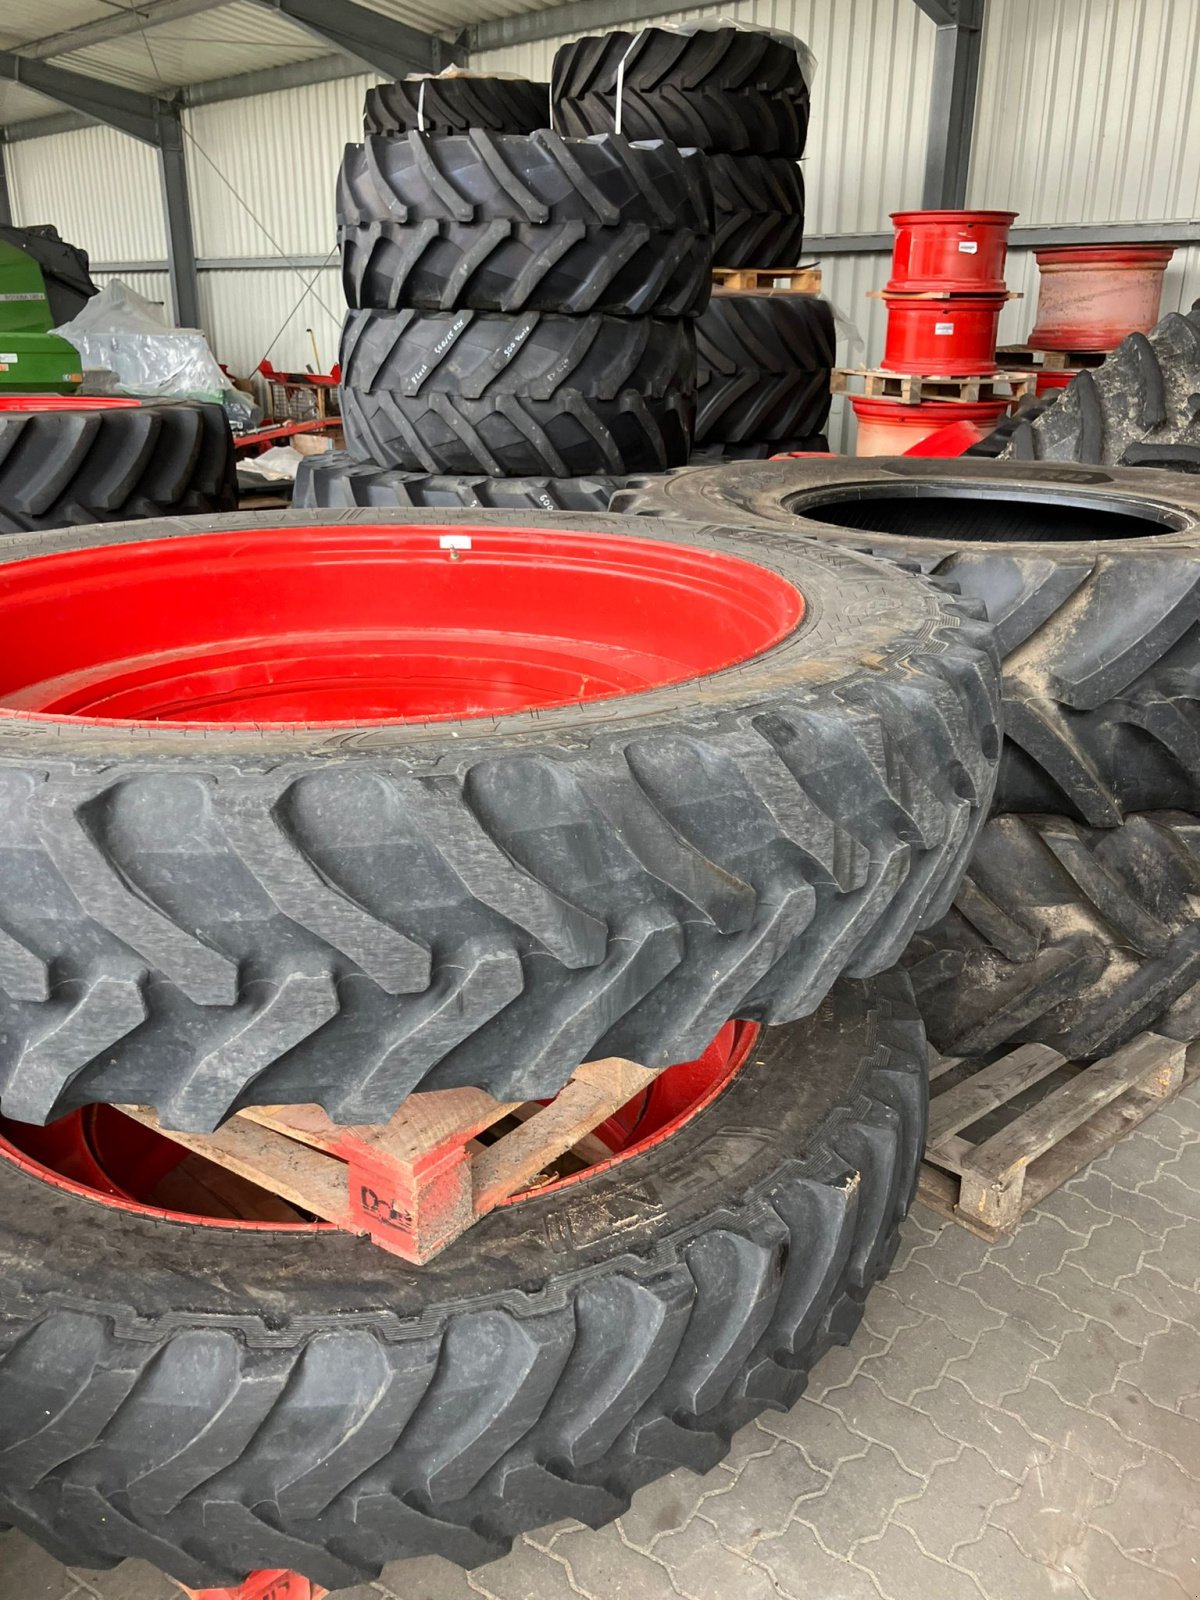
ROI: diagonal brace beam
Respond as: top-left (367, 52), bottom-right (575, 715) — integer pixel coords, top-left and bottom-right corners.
top-left (251, 0), bottom-right (459, 78)
top-left (0, 50), bottom-right (163, 144)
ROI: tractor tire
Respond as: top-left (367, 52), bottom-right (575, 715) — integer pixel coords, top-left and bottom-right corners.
top-left (0, 507), bottom-right (998, 1131)
top-left (0, 972), bottom-right (926, 1589)
top-left (997, 304), bottom-right (1200, 469)
top-left (294, 451), bottom-right (623, 512)
top-left (708, 154), bottom-right (805, 269)
top-left (0, 399), bottom-right (237, 533)
top-left (966, 392), bottom-right (1060, 457)
top-left (903, 812), bottom-right (1200, 1061)
top-left (339, 308), bottom-right (697, 475)
top-left (338, 130), bottom-right (712, 317)
top-left (363, 76), bottom-right (549, 137)
top-left (552, 28), bottom-right (810, 156)
top-left (695, 293), bottom-right (834, 445)
top-left (611, 456), bottom-right (1200, 825)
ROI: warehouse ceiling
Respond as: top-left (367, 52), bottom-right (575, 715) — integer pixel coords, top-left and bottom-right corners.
top-left (0, 0), bottom-right (641, 132)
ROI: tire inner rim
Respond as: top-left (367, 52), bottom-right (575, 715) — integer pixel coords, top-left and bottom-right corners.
top-left (0, 1021), bottom-right (759, 1231)
top-left (786, 482), bottom-right (1186, 543)
top-left (0, 523), bottom-right (803, 726)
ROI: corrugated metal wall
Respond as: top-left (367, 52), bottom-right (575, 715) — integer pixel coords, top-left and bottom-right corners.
top-left (4, 0), bottom-right (1198, 450)
top-left (971, 0), bottom-right (1200, 226)
top-left (6, 124), bottom-right (167, 266)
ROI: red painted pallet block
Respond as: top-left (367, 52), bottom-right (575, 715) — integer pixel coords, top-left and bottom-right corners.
top-left (180, 1570), bottom-right (327, 1600)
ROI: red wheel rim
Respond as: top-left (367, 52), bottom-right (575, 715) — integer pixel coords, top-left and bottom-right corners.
top-left (0, 523), bottom-right (803, 728)
top-left (0, 1021), bottom-right (759, 1230)
top-left (0, 396), bottom-right (141, 411)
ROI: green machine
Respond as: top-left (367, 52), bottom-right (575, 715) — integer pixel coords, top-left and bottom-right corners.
top-left (0, 224), bottom-right (96, 393)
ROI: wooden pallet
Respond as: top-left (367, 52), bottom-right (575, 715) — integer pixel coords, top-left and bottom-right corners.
top-left (997, 344), bottom-right (1109, 370)
top-left (713, 264), bottom-right (822, 295)
top-left (867, 288), bottom-right (1023, 301)
top-left (918, 1033), bottom-right (1190, 1242)
top-left (123, 1052), bottom-right (662, 1265)
top-left (832, 366), bottom-right (1038, 405)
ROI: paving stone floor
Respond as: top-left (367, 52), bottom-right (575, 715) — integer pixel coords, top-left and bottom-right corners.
top-left (4, 1078), bottom-right (1199, 1600)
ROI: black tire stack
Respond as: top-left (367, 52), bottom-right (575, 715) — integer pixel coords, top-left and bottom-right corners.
top-left (694, 292), bottom-right (835, 458)
top-left (549, 27), bottom-right (826, 465)
top-left (299, 73), bottom-right (712, 510)
top-left (0, 500), bottom-right (1003, 1584)
top-left (552, 30), bottom-right (808, 270)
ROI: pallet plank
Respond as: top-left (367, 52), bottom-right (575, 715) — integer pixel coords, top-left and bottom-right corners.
top-left (917, 1034), bottom-right (1195, 1243)
top-left (713, 264), bottom-right (822, 294)
top-left (927, 1043), bottom-right (1066, 1149)
top-left (121, 1107), bottom-right (354, 1227)
top-left (963, 1034), bottom-right (1186, 1187)
top-left (242, 1089), bottom-right (518, 1167)
top-left (473, 1056), bottom-right (659, 1209)
top-left (832, 366), bottom-right (1036, 406)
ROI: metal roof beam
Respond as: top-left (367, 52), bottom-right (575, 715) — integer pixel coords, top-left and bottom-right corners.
top-left (184, 52), bottom-right (361, 105)
top-left (468, 0), bottom-right (701, 52)
top-left (16, 0), bottom-right (229, 62)
top-left (251, 0), bottom-right (459, 77)
top-left (0, 51), bottom-right (164, 143)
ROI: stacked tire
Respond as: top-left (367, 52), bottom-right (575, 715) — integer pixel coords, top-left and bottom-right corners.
top-left (299, 73), bottom-right (712, 511)
top-left (614, 452), bottom-right (1200, 1064)
top-left (551, 26), bottom-right (808, 270)
top-left (546, 27), bottom-right (827, 465)
top-left (0, 496), bottom-right (1007, 1586)
top-left (694, 291), bottom-right (835, 458)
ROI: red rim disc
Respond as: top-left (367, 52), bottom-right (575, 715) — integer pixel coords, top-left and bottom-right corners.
top-left (0, 523), bottom-right (803, 728)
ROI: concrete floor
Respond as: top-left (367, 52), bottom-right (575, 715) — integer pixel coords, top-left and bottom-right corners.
top-left (4, 1080), bottom-right (1199, 1600)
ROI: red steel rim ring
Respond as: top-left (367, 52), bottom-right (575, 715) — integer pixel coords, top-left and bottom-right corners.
top-left (0, 523), bottom-right (804, 729)
top-left (0, 1021), bottom-right (760, 1231)
top-left (0, 395), bottom-right (141, 410)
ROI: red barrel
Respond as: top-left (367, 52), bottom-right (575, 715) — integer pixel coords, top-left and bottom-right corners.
top-left (881, 294), bottom-right (1006, 375)
top-left (1029, 245), bottom-right (1173, 351)
top-left (851, 396), bottom-right (1008, 456)
top-left (888, 209), bottom-right (1017, 294)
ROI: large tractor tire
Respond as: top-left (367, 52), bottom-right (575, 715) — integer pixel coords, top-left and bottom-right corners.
top-left (904, 812), bottom-right (1200, 1061)
top-left (0, 507), bottom-right (997, 1131)
top-left (995, 304), bottom-right (1200, 470)
top-left (0, 972), bottom-right (926, 1589)
top-left (294, 452), bottom-right (623, 512)
top-left (612, 456), bottom-right (1200, 825)
top-left (363, 76), bottom-right (549, 137)
top-left (0, 398), bottom-right (237, 533)
top-left (339, 308), bottom-right (696, 475)
top-left (338, 130), bottom-right (712, 317)
top-left (694, 293), bottom-right (834, 446)
top-left (551, 28), bottom-right (810, 156)
top-left (708, 153), bottom-right (805, 269)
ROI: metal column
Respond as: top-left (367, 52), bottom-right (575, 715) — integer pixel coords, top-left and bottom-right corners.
top-left (915, 0), bottom-right (985, 210)
top-left (156, 108), bottom-right (201, 328)
top-left (0, 141), bottom-right (13, 227)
